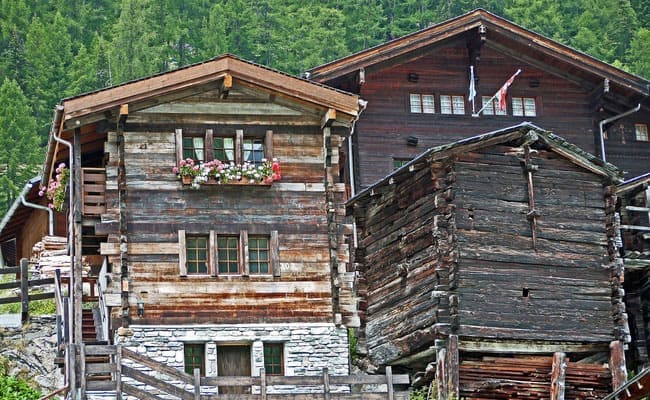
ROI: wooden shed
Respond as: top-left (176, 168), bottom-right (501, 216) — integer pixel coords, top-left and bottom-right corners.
top-left (347, 123), bottom-right (628, 398)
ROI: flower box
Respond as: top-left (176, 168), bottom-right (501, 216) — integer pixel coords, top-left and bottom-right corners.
top-left (174, 158), bottom-right (281, 189)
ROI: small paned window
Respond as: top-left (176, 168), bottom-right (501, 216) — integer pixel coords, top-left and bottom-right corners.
top-left (183, 136), bottom-right (205, 162)
top-left (393, 158), bottom-right (411, 170)
top-left (481, 96), bottom-right (506, 116)
top-left (186, 236), bottom-right (208, 274)
top-left (249, 237), bottom-right (270, 274)
top-left (263, 343), bottom-right (284, 375)
top-left (409, 94), bottom-right (422, 113)
top-left (184, 343), bottom-right (205, 376)
top-left (635, 124), bottom-right (649, 141)
top-left (243, 138), bottom-right (265, 165)
top-left (409, 94), bottom-right (435, 114)
top-left (214, 137), bottom-right (235, 162)
top-left (440, 95), bottom-right (465, 115)
top-left (218, 236), bottom-right (240, 274)
top-left (512, 97), bottom-right (537, 117)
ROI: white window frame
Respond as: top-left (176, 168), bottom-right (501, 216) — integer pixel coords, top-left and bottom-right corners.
top-left (440, 95), bottom-right (465, 115)
top-left (635, 124), bottom-right (648, 141)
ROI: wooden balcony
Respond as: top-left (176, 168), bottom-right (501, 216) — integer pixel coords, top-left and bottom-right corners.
top-left (82, 168), bottom-right (106, 216)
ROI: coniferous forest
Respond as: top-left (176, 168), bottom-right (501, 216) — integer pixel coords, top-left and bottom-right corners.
top-left (0, 0), bottom-right (649, 214)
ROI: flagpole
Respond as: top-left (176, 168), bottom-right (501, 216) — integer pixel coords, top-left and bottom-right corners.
top-left (469, 65), bottom-right (476, 115)
top-left (472, 69), bottom-right (521, 117)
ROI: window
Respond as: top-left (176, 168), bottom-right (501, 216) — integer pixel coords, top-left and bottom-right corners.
top-left (481, 96), bottom-right (507, 116)
top-left (177, 129), bottom-right (273, 167)
top-left (440, 95), bottom-right (465, 115)
top-left (512, 97), bottom-right (537, 117)
top-left (214, 137), bottom-right (235, 162)
top-left (248, 237), bottom-right (269, 274)
top-left (264, 343), bottom-right (284, 375)
top-left (635, 124), bottom-right (648, 141)
top-left (393, 158), bottom-right (411, 170)
top-left (180, 230), bottom-right (279, 277)
top-left (183, 136), bottom-right (205, 162)
top-left (243, 138), bottom-right (265, 165)
top-left (409, 94), bottom-right (435, 114)
top-left (186, 236), bottom-right (208, 274)
top-left (184, 343), bottom-right (205, 376)
top-left (218, 236), bottom-right (240, 274)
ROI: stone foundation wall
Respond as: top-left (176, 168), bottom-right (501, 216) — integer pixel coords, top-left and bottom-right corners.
top-left (115, 323), bottom-right (349, 397)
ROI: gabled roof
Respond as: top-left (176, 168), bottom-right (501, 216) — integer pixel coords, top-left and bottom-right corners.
top-left (309, 9), bottom-right (649, 98)
top-left (43, 53), bottom-right (360, 182)
top-left (348, 122), bottom-right (622, 207)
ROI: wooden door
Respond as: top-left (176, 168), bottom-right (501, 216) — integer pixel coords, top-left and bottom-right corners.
top-left (217, 345), bottom-right (251, 394)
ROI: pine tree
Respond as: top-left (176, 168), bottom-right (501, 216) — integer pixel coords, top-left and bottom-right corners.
top-left (627, 28), bottom-right (650, 78)
top-left (0, 79), bottom-right (42, 214)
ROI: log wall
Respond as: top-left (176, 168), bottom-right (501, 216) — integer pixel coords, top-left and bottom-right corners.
top-left (98, 112), bottom-right (352, 325)
top-left (454, 145), bottom-right (619, 342)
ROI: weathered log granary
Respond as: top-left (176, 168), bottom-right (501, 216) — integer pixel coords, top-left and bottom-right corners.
top-left (347, 123), bottom-right (629, 398)
top-left (308, 9), bottom-right (650, 192)
top-left (39, 54), bottom-right (362, 395)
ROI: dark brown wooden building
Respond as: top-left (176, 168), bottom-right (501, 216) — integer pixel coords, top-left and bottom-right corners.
top-left (347, 123), bottom-right (627, 398)
top-left (39, 54), bottom-right (362, 396)
top-left (309, 9), bottom-right (650, 193)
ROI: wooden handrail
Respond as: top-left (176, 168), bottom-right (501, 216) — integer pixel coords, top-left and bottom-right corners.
top-left (38, 385), bottom-right (68, 400)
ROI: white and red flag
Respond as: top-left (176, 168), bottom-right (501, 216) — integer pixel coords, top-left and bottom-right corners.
top-left (495, 69), bottom-right (521, 111)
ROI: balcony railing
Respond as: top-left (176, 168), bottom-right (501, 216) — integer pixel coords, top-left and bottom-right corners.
top-left (82, 168), bottom-right (106, 216)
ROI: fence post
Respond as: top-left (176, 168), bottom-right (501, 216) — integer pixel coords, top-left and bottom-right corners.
top-left (116, 345), bottom-right (122, 400)
top-left (260, 367), bottom-right (267, 400)
top-left (20, 258), bottom-right (28, 323)
top-left (386, 366), bottom-right (394, 400)
top-left (323, 368), bottom-right (330, 400)
top-left (80, 343), bottom-right (86, 399)
top-left (194, 368), bottom-right (200, 400)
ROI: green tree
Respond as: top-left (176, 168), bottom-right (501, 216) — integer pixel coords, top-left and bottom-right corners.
top-left (0, 0), bottom-right (30, 84)
top-left (109, 0), bottom-right (165, 83)
top-left (627, 28), bottom-right (650, 78)
top-left (0, 79), bottom-right (42, 214)
top-left (23, 13), bottom-right (73, 139)
top-left (339, 0), bottom-right (386, 53)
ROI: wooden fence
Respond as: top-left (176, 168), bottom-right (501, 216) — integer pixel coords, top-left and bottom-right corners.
top-left (81, 344), bottom-right (410, 400)
top-left (0, 258), bottom-right (55, 323)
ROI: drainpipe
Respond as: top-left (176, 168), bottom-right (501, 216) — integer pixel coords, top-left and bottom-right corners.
top-left (21, 180), bottom-right (53, 236)
top-left (50, 106), bottom-right (73, 249)
top-left (599, 104), bottom-right (641, 162)
top-left (348, 99), bottom-right (368, 198)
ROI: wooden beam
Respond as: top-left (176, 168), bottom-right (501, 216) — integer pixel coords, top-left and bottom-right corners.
top-left (610, 340), bottom-right (627, 391)
top-left (321, 108), bottom-right (337, 130)
top-left (550, 352), bottom-right (567, 400)
top-left (220, 73), bottom-right (232, 99)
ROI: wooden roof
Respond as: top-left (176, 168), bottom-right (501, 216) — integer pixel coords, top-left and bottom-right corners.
top-left (309, 9), bottom-right (649, 99)
top-left (348, 122), bottom-right (623, 207)
top-left (42, 54), bottom-right (360, 184)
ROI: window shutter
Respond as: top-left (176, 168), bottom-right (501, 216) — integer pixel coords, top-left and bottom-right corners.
top-left (235, 129), bottom-right (244, 165)
top-left (175, 128), bottom-right (183, 165)
top-left (178, 230), bottom-right (187, 276)
top-left (209, 230), bottom-right (217, 276)
top-left (271, 230), bottom-right (280, 277)
top-left (205, 129), bottom-right (214, 162)
top-left (240, 230), bottom-right (249, 276)
top-left (265, 130), bottom-right (274, 160)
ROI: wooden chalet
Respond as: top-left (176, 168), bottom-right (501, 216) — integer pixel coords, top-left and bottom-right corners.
top-left (308, 8), bottom-right (650, 192)
top-left (39, 54), bottom-right (365, 398)
top-left (347, 123), bottom-right (628, 398)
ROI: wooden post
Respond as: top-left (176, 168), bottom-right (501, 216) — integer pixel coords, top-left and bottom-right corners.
top-left (80, 343), bottom-right (86, 399)
top-left (550, 352), bottom-right (566, 400)
top-left (447, 335), bottom-right (459, 400)
top-left (68, 343), bottom-right (76, 400)
top-left (323, 367), bottom-right (330, 400)
top-left (436, 345), bottom-right (448, 400)
top-left (386, 366), bottom-right (394, 400)
top-left (260, 367), bottom-right (267, 400)
top-left (194, 368), bottom-right (200, 400)
top-left (610, 340), bottom-right (627, 391)
top-left (116, 345), bottom-right (122, 400)
top-left (20, 258), bottom-right (28, 323)
top-left (73, 128), bottom-right (83, 347)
